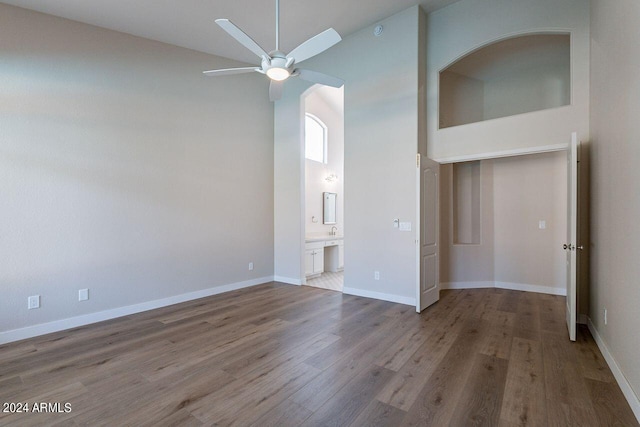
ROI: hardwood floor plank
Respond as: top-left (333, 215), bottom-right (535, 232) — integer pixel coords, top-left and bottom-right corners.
top-left (348, 400), bottom-right (407, 427)
top-left (376, 290), bottom-right (485, 411)
top-left (449, 353), bottom-right (509, 426)
top-left (222, 332), bottom-right (340, 379)
top-left (499, 337), bottom-right (547, 426)
top-left (291, 315), bottom-right (404, 411)
top-left (399, 318), bottom-right (489, 426)
top-left (573, 325), bottom-right (616, 383)
top-left (300, 365), bottom-right (395, 427)
top-left (250, 399), bottom-right (313, 427)
top-left (0, 286), bottom-right (636, 426)
top-left (586, 377), bottom-right (640, 426)
top-left (190, 362), bottom-right (320, 426)
top-left (542, 330), bottom-right (596, 407)
top-left (545, 399), bottom-right (600, 427)
top-left (538, 294), bottom-right (566, 334)
top-left (373, 322), bottom-right (429, 371)
top-left (479, 311), bottom-right (515, 360)
top-left (512, 291), bottom-right (541, 341)
top-left (498, 290), bottom-right (522, 313)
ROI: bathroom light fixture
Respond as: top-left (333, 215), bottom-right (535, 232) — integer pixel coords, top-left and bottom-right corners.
top-left (325, 173), bottom-right (338, 183)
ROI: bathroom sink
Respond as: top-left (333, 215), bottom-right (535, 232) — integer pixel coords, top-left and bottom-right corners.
top-left (305, 234), bottom-right (343, 242)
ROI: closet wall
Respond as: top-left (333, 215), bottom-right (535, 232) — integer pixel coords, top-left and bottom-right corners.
top-left (440, 151), bottom-right (567, 294)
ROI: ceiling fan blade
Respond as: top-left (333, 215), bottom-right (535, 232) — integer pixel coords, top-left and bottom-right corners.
top-left (215, 19), bottom-right (269, 59)
top-left (203, 67), bottom-right (258, 77)
top-left (269, 80), bottom-right (284, 102)
top-left (297, 69), bottom-right (344, 88)
top-left (286, 28), bottom-right (341, 64)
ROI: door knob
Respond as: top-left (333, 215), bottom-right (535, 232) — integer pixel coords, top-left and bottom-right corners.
top-left (577, 245), bottom-right (584, 250)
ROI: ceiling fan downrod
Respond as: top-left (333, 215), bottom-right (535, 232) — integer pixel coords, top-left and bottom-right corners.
top-left (275, 0), bottom-right (280, 51)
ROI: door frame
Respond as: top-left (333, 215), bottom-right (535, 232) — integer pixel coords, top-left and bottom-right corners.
top-left (422, 141), bottom-right (574, 314)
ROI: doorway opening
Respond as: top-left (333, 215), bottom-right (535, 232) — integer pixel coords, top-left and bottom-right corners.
top-left (438, 151), bottom-right (568, 296)
top-left (302, 85), bottom-right (345, 292)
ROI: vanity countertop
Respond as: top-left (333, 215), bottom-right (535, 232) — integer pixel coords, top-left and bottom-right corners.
top-left (305, 235), bottom-right (344, 243)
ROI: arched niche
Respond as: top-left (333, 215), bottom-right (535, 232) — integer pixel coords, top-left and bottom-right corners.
top-left (439, 33), bottom-right (570, 129)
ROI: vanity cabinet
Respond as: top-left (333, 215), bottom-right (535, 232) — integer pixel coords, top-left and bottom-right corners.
top-left (324, 240), bottom-right (344, 272)
top-left (305, 241), bottom-right (325, 277)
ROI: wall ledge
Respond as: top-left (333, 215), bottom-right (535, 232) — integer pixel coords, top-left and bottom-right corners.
top-left (0, 276), bottom-right (274, 345)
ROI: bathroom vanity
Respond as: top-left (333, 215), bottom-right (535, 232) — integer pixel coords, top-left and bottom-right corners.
top-left (304, 235), bottom-right (344, 278)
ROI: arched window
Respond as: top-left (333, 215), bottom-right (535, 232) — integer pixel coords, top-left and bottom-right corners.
top-left (305, 113), bottom-right (327, 163)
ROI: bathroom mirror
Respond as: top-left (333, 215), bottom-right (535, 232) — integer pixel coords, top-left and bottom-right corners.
top-left (323, 192), bottom-right (337, 224)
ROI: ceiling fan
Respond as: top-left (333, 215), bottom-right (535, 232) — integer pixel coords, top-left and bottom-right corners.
top-left (203, 0), bottom-right (344, 102)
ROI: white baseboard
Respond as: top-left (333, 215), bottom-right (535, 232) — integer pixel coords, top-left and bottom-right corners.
top-left (273, 276), bottom-right (302, 286)
top-left (441, 281), bottom-right (494, 290)
top-left (588, 318), bottom-right (640, 423)
top-left (0, 276), bottom-right (274, 345)
top-left (441, 281), bottom-right (565, 296)
top-left (342, 287), bottom-right (416, 307)
top-left (494, 281), bottom-right (566, 296)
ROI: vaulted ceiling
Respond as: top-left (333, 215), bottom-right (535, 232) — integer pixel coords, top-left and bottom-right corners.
top-left (2, 0), bottom-right (460, 63)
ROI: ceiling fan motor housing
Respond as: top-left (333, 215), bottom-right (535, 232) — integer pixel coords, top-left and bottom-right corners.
top-left (262, 52), bottom-right (295, 81)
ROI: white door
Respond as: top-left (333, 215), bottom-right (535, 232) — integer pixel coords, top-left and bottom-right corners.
top-left (565, 132), bottom-right (579, 341)
top-left (417, 154), bottom-right (440, 312)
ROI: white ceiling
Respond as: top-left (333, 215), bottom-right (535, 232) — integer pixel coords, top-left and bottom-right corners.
top-left (2, 0), bottom-right (460, 64)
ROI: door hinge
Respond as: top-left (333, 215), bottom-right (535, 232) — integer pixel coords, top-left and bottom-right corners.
top-left (416, 153), bottom-right (421, 168)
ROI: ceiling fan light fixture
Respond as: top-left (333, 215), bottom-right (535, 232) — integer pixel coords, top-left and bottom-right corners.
top-left (266, 67), bottom-right (291, 81)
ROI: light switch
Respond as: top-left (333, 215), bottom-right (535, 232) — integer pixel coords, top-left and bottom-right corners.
top-left (539, 220), bottom-right (546, 229)
top-left (79, 289), bottom-right (89, 301)
top-left (399, 222), bottom-right (412, 231)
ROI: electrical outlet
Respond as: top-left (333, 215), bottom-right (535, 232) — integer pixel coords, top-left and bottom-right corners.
top-left (28, 295), bottom-right (40, 310)
top-left (604, 308), bottom-right (608, 325)
top-left (79, 289), bottom-right (89, 301)
top-left (248, 262), bottom-right (254, 271)
top-left (539, 220), bottom-right (546, 229)
top-left (374, 271), bottom-right (380, 280)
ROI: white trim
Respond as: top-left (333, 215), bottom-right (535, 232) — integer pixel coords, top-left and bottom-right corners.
top-left (415, 153), bottom-right (421, 312)
top-left (434, 143), bottom-right (568, 164)
top-left (588, 318), bottom-right (640, 423)
top-left (495, 281), bottom-right (566, 296)
top-left (0, 276), bottom-right (273, 345)
top-left (273, 276), bottom-right (302, 286)
top-left (441, 281), bottom-right (566, 296)
top-left (343, 287), bottom-right (416, 307)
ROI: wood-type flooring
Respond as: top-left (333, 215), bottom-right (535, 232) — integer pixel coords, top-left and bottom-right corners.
top-left (0, 283), bottom-right (637, 426)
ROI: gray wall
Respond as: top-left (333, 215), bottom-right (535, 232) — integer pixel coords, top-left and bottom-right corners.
top-left (0, 4), bottom-right (274, 335)
top-left (493, 152), bottom-right (567, 289)
top-left (274, 6), bottom-right (422, 304)
top-left (590, 0), bottom-right (640, 408)
top-left (426, 0), bottom-right (590, 162)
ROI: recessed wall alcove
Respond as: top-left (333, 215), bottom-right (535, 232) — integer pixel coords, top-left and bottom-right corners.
top-left (439, 33), bottom-right (571, 129)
